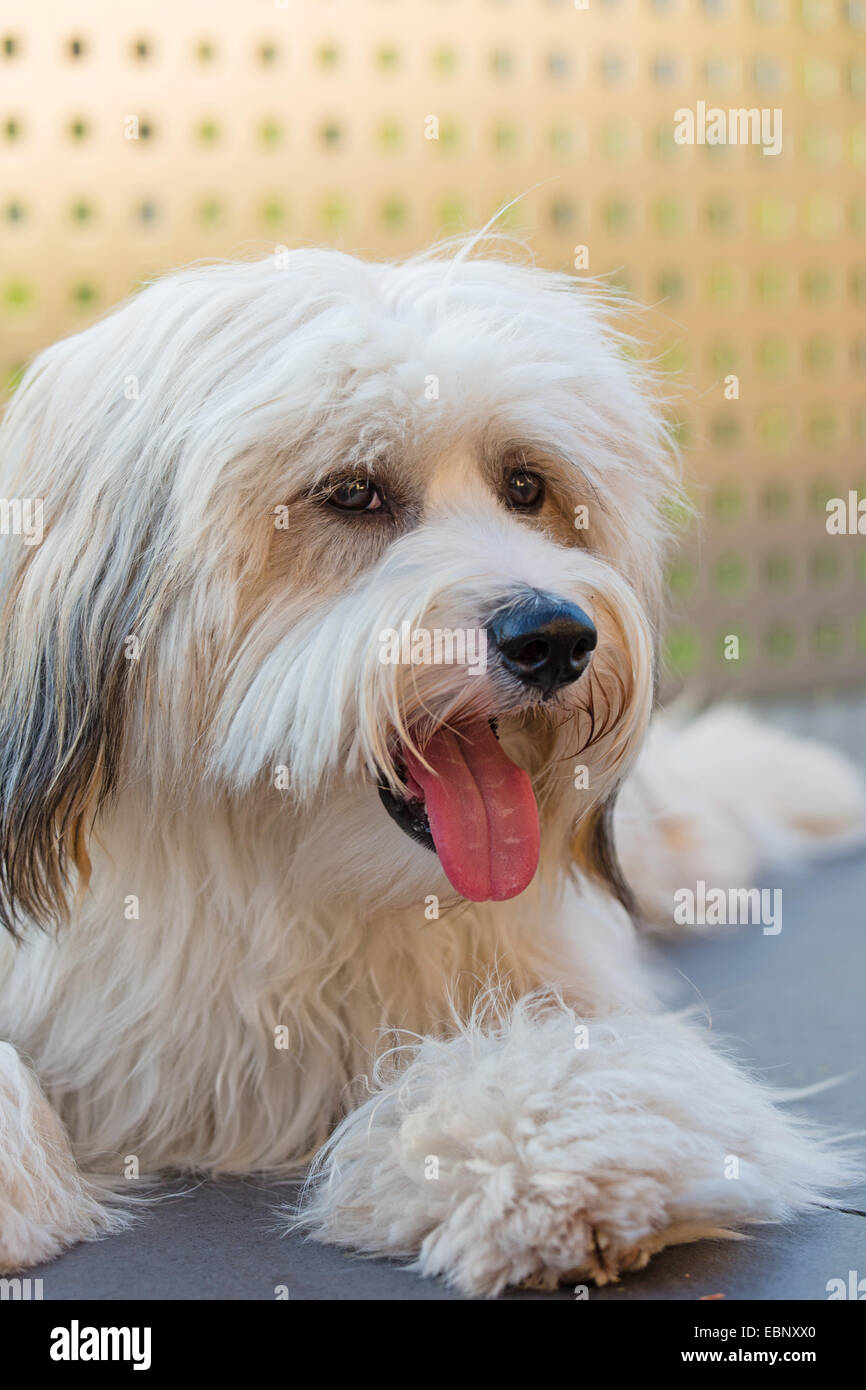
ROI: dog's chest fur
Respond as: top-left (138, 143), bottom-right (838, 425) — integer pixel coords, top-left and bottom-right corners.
top-left (0, 792), bottom-right (591, 1174)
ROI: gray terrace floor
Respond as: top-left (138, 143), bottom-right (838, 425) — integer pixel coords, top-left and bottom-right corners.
top-left (29, 692), bottom-right (866, 1300)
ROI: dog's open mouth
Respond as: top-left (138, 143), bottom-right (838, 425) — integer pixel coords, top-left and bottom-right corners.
top-left (378, 718), bottom-right (540, 903)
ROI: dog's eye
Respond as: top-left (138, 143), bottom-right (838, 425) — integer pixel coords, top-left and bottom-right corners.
top-left (326, 479), bottom-right (385, 513)
top-left (505, 469), bottom-right (544, 510)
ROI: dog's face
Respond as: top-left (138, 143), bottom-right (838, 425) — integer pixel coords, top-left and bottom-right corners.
top-left (0, 247), bottom-right (676, 930)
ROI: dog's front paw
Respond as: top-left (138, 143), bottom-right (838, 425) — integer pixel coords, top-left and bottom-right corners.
top-left (297, 1003), bottom-right (851, 1297)
top-left (412, 1137), bottom-right (738, 1296)
top-left (0, 1043), bottom-right (129, 1272)
top-left (518, 1226), bottom-right (661, 1290)
top-left (516, 1219), bottom-right (734, 1292)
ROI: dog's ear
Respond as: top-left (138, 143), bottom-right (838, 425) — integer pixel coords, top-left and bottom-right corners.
top-left (0, 295), bottom-right (176, 937)
top-left (572, 789), bottom-right (639, 923)
top-left (0, 581), bottom-right (139, 937)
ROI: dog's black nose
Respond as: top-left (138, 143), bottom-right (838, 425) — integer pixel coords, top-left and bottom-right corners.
top-left (489, 592), bottom-right (597, 696)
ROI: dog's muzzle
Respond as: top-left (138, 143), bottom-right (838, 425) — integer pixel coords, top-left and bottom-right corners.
top-left (374, 591), bottom-right (596, 902)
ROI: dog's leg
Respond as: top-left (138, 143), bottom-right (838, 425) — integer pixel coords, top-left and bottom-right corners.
top-left (296, 998), bottom-right (850, 1296)
top-left (0, 1042), bottom-right (127, 1272)
top-left (615, 706), bottom-right (866, 928)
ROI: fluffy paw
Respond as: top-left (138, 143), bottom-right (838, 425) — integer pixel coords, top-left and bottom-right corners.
top-left (0, 1042), bottom-right (128, 1272)
top-left (617, 707), bottom-right (866, 929)
top-left (519, 1221), bottom-right (736, 1291)
top-left (297, 1002), bottom-right (852, 1296)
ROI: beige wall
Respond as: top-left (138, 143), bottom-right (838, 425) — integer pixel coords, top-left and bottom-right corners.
top-left (1, 0), bottom-right (864, 694)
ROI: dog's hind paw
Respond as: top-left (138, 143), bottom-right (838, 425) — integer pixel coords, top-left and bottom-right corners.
top-left (617, 705), bottom-right (866, 930)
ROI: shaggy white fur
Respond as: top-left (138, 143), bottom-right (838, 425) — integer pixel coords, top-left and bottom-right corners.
top-left (298, 999), bottom-right (851, 1297)
top-left (0, 241), bottom-right (861, 1293)
top-left (0, 1043), bottom-right (129, 1270)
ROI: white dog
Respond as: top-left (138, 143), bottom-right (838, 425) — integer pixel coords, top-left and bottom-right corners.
top-left (0, 245), bottom-right (862, 1296)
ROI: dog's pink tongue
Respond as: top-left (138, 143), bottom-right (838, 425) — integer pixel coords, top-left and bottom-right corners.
top-left (403, 720), bottom-right (539, 902)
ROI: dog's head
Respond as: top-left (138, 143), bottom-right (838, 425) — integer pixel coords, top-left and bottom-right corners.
top-left (0, 246), bottom-right (677, 932)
